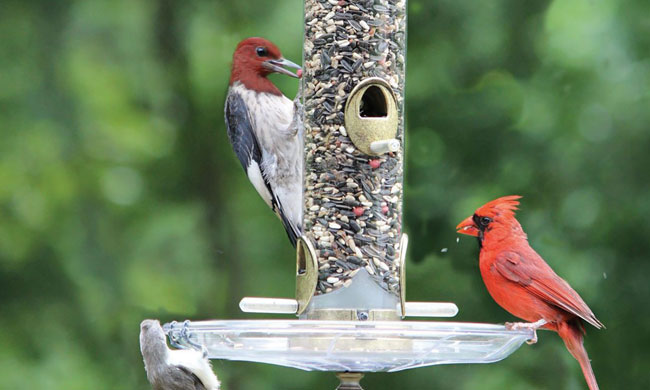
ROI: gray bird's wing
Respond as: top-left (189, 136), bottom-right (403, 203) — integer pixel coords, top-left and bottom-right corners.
top-left (225, 92), bottom-right (300, 246)
top-left (152, 366), bottom-right (207, 390)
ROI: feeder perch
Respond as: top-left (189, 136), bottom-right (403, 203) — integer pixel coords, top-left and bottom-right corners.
top-left (160, 0), bottom-right (534, 389)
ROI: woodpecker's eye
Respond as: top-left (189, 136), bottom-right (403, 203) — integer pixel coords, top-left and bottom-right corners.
top-left (479, 216), bottom-right (492, 227)
top-left (256, 46), bottom-right (268, 57)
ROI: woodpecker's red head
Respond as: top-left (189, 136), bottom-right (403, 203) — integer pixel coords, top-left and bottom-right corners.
top-left (229, 37), bottom-right (301, 95)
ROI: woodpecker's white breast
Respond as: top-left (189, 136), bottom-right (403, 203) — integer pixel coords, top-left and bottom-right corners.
top-left (229, 82), bottom-right (303, 232)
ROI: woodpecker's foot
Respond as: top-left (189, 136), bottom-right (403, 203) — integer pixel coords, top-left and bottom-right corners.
top-left (505, 319), bottom-right (547, 344)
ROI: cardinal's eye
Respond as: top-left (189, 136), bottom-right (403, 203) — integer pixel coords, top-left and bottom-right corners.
top-left (479, 216), bottom-right (492, 227)
top-left (256, 47), bottom-right (268, 57)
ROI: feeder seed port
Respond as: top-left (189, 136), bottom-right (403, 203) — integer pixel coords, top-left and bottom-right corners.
top-left (344, 78), bottom-right (400, 156)
top-left (296, 236), bottom-right (318, 315)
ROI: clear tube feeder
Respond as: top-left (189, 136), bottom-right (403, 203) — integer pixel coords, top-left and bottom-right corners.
top-left (162, 1), bottom-right (533, 389)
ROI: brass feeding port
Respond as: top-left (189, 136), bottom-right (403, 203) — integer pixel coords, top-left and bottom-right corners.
top-left (345, 78), bottom-right (401, 156)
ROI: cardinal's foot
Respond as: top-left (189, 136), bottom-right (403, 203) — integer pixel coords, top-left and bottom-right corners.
top-left (505, 319), bottom-right (547, 344)
top-left (505, 319), bottom-right (547, 331)
top-left (526, 331), bottom-right (539, 344)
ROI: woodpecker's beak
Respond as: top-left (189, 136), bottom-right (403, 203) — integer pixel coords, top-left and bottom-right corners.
top-left (456, 216), bottom-right (480, 237)
top-left (263, 57), bottom-right (301, 78)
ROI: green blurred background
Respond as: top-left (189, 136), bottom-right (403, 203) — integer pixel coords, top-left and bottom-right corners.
top-left (1, 0), bottom-right (648, 388)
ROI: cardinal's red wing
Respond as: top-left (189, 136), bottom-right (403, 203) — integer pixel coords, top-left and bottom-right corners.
top-left (494, 251), bottom-right (604, 329)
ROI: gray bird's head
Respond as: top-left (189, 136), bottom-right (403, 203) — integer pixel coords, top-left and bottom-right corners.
top-left (140, 319), bottom-right (168, 367)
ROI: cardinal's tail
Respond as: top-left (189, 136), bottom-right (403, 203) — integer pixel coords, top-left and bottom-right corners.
top-left (557, 319), bottom-right (599, 390)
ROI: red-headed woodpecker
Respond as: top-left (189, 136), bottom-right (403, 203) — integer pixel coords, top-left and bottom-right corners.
top-left (140, 319), bottom-right (220, 390)
top-left (225, 37), bottom-right (302, 246)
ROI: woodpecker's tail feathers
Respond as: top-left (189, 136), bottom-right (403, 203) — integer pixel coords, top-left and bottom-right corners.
top-left (273, 199), bottom-right (301, 247)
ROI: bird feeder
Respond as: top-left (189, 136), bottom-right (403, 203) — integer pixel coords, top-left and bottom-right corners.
top-left (160, 1), bottom-right (533, 389)
top-left (298, 0), bottom-right (409, 320)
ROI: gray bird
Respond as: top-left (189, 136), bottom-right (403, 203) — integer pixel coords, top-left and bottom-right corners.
top-left (140, 319), bottom-right (220, 390)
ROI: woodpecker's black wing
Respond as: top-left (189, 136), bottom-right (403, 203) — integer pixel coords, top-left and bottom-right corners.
top-left (224, 91), bottom-right (300, 247)
top-left (224, 92), bottom-right (268, 200)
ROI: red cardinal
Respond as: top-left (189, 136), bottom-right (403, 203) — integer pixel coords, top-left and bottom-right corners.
top-left (456, 195), bottom-right (603, 390)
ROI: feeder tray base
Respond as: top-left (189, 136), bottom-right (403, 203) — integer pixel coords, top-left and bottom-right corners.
top-left (163, 319), bottom-right (533, 372)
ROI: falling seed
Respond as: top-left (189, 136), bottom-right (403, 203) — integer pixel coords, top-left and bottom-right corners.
top-left (603, 272), bottom-right (607, 279)
top-left (456, 237), bottom-right (460, 243)
top-left (441, 248), bottom-right (448, 253)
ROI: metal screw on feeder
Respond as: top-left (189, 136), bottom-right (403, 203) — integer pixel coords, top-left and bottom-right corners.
top-left (160, 0), bottom-right (534, 389)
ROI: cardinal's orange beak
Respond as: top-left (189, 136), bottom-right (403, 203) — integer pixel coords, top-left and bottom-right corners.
top-left (456, 216), bottom-right (479, 237)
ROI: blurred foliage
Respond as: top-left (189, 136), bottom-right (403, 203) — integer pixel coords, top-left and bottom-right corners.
top-left (0, 0), bottom-right (648, 389)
